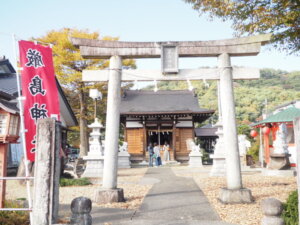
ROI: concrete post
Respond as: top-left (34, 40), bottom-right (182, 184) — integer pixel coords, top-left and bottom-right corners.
top-left (95, 56), bottom-right (125, 204)
top-left (218, 53), bottom-right (253, 203)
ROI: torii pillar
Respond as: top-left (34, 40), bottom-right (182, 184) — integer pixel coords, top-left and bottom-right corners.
top-left (72, 34), bottom-right (270, 204)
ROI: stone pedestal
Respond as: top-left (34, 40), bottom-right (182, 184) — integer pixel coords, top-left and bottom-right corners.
top-left (188, 151), bottom-right (203, 168)
top-left (118, 150), bottom-right (131, 169)
top-left (219, 188), bottom-right (253, 204)
top-left (82, 155), bottom-right (104, 178)
top-left (210, 123), bottom-right (226, 176)
top-left (187, 139), bottom-right (203, 168)
top-left (268, 154), bottom-right (290, 170)
top-left (94, 188), bottom-right (125, 204)
top-left (262, 168), bottom-right (295, 177)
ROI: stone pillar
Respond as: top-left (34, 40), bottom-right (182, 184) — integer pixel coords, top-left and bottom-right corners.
top-left (95, 56), bottom-right (124, 203)
top-left (103, 55), bottom-right (122, 188)
top-left (32, 118), bottom-right (61, 225)
top-left (294, 117), bottom-right (300, 225)
top-left (218, 53), bottom-right (253, 203)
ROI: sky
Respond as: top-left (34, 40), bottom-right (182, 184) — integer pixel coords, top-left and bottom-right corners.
top-left (0, 0), bottom-right (299, 72)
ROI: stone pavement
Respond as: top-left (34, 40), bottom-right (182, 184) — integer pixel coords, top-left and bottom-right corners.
top-left (90, 167), bottom-right (236, 225)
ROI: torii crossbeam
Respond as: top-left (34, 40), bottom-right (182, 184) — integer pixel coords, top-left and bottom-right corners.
top-left (72, 34), bottom-right (271, 204)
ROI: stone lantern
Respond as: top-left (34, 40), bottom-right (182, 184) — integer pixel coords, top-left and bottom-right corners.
top-left (87, 118), bottom-right (104, 156)
top-left (0, 103), bottom-right (20, 207)
top-left (82, 89), bottom-right (105, 178)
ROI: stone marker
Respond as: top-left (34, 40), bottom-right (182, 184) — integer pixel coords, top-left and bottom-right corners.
top-left (70, 197), bottom-right (92, 225)
top-left (32, 118), bottom-right (61, 225)
top-left (261, 198), bottom-right (284, 225)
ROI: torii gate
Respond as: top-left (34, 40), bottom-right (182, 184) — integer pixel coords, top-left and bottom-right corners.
top-left (72, 34), bottom-right (270, 204)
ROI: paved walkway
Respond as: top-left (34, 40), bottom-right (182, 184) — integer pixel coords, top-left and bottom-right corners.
top-left (91, 167), bottom-right (235, 225)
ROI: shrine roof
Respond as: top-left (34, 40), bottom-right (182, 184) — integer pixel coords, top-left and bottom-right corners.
top-left (0, 59), bottom-right (18, 96)
top-left (195, 125), bottom-right (218, 137)
top-left (0, 98), bottom-right (19, 114)
top-left (252, 107), bottom-right (300, 127)
top-left (120, 90), bottom-right (215, 116)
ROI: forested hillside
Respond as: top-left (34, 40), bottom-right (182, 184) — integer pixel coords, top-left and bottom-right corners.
top-left (144, 69), bottom-right (300, 124)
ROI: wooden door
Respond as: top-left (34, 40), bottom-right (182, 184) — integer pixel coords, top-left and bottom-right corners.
top-left (175, 128), bottom-right (194, 160)
top-left (126, 128), bottom-right (144, 156)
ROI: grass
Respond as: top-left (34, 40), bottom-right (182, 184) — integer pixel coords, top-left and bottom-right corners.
top-left (59, 177), bottom-right (92, 187)
top-left (0, 200), bottom-right (29, 225)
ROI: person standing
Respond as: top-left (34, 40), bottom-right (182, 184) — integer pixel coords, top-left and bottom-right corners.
top-left (147, 143), bottom-right (154, 167)
top-left (153, 142), bottom-right (162, 166)
top-left (163, 141), bottom-right (170, 162)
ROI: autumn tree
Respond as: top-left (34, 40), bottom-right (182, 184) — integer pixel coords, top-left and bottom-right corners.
top-left (184, 0), bottom-right (300, 54)
top-left (35, 28), bottom-right (135, 156)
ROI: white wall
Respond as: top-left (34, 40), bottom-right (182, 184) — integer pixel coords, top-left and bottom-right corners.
top-left (126, 121), bottom-right (143, 128)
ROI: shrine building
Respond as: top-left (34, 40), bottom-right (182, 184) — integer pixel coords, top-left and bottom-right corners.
top-left (120, 90), bottom-right (214, 162)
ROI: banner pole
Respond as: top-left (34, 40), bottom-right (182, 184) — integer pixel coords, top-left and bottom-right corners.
top-left (12, 34), bottom-right (33, 223)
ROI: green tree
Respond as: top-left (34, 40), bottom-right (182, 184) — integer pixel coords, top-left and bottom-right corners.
top-left (184, 0), bottom-right (300, 54)
top-left (35, 28), bottom-right (135, 156)
top-left (144, 68), bottom-right (300, 124)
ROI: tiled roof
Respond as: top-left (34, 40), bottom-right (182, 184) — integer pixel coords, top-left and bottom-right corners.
top-left (0, 99), bottom-right (19, 114)
top-left (120, 90), bottom-right (214, 115)
top-left (195, 127), bottom-right (218, 137)
top-left (253, 107), bottom-right (300, 126)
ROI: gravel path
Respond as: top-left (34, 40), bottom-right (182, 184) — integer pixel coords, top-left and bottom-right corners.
top-left (6, 168), bottom-right (151, 212)
top-left (172, 166), bottom-right (297, 225)
top-left (5, 166), bottom-right (296, 225)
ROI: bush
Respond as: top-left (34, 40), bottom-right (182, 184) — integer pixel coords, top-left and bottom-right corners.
top-left (282, 190), bottom-right (298, 225)
top-left (60, 177), bottom-right (92, 187)
top-left (0, 200), bottom-right (29, 225)
top-left (247, 138), bottom-right (260, 162)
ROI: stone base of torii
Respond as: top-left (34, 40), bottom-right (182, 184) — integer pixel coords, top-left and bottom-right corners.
top-left (72, 34), bottom-right (270, 204)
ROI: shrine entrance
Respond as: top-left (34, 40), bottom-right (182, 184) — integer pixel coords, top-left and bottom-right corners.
top-left (72, 34), bottom-right (271, 203)
top-left (148, 129), bottom-right (172, 147)
top-left (120, 90), bottom-right (214, 162)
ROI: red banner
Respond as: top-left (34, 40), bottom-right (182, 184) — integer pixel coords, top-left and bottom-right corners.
top-left (19, 40), bottom-right (60, 161)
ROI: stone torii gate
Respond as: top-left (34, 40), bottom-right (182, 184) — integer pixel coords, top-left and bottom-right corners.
top-left (72, 34), bottom-right (270, 204)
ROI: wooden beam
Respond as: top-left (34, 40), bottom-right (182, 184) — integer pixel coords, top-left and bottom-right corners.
top-left (82, 67), bottom-right (259, 82)
top-left (71, 34), bottom-right (271, 59)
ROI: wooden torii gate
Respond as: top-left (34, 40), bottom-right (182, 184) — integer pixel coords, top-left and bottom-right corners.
top-left (72, 34), bottom-right (270, 204)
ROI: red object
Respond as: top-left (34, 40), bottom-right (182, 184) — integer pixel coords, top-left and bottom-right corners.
top-left (263, 126), bottom-right (271, 135)
top-left (250, 130), bottom-right (258, 138)
top-left (19, 40), bottom-right (60, 161)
